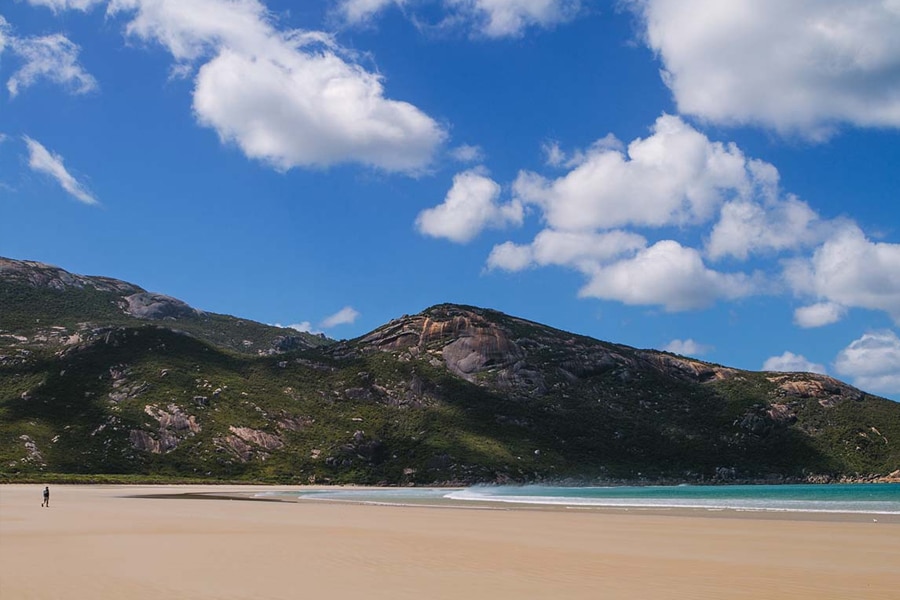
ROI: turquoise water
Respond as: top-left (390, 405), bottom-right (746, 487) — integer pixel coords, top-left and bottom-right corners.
top-left (281, 483), bottom-right (900, 514)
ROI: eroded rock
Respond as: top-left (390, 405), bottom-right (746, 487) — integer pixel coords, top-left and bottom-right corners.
top-left (123, 292), bottom-right (200, 320)
top-left (130, 403), bottom-right (201, 454)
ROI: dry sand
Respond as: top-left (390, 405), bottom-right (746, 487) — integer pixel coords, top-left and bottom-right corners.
top-left (1, 485), bottom-right (898, 599)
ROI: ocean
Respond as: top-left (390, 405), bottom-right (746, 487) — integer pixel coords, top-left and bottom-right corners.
top-left (280, 483), bottom-right (900, 515)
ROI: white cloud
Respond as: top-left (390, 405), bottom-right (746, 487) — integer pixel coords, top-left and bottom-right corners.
top-left (663, 338), bottom-right (711, 356)
top-left (97, 0), bottom-right (445, 173)
top-left (707, 194), bottom-right (829, 261)
top-left (416, 169), bottom-right (522, 243)
top-left (578, 240), bottom-right (755, 311)
top-left (487, 229), bottom-right (646, 272)
top-left (27, 0), bottom-right (106, 12)
top-left (0, 17), bottom-right (9, 55)
top-left (449, 144), bottom-right (485, 163)
top-left (452, 0), bottom-right (581, 38)
top-left (513, 115), bottom-right (752, 231)
top-left (834, 330), bottom-right (900, 396)
top-left (793, 302), bottom-right (846, 329)
top-left (762, 352), bottom-right (827, 375)
top-left (631, 0), bottom-right (900, 137)
top-left (784, 225), bottom-right (900, 324)
top-left (542, 140), bottom-right (565, 167)
top-left (479, 116), bottom-right (805, 312)
top-left (486, 241), bottom-right (534, 272)
top-left (320, 306), bottom-right (361, 328)
top-left (337, 0), bottom-right (404, 25)
top-left (7, 33), bottom-right (97, 98)
top-left (23, 136), bottom-right (98, 205)
top-left (337, 0), bottom-right (580, 37)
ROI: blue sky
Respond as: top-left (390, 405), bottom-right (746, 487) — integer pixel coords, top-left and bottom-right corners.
top-left (1, 0), bottom-right (899, 399)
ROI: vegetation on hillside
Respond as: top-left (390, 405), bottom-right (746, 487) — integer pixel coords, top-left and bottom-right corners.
top-left (2, 261), bottom-right (899, 485)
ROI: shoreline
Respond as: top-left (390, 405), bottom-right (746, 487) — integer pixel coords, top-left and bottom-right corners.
top-left (125, 485), bottom-right (900, 524)
top-left (2, 485), bottom-right (898, 599)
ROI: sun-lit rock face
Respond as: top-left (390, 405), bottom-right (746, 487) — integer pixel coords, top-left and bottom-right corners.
top-left (0, 257), bottom-right (139, 294)
top-left (123, 292), bottom-right (200, 320)
top-left (356, 306), bottom-right (528, 382)
top-left (768, 374), bottom-right (864, 407)
top-left (638, 353), bottom-right (737, 383)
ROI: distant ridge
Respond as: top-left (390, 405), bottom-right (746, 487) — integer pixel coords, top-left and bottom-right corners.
top-left (2, 257), bottom-right (898, 484)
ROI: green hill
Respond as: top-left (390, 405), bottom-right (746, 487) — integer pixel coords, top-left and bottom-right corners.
top-left (2, 258), bottom-right (898, 484)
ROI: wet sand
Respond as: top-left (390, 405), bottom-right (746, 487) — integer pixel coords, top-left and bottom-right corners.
top-left (1, 484), bottom-right (898, 599)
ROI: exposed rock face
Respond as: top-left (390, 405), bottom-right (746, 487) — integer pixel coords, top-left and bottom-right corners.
top-left (216, 426), bottom-right (284, 462)
top-left (228, 426), bottom-right (283, 451)
top-left (0, 257), bottom-right (330, 355)
top-left (123, 292), bottom-right (200, 320)
top-left (355, 307), bottom-right (649, 396)
top-left (355, 306), bottom-right (532, 384)
top-left (129, 404), bottom-right (201, 454)
top-left (640, 353), bottom-right (737, 382)
top-left (18, 435), bottom-right (45, 465)
top-left (0, 257), bottom-right (139, 294)
top-left (770, 374), bottom-right (864, 406)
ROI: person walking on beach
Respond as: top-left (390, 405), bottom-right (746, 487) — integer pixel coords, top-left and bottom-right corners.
top-left (42, 486), bottom-right (49, 508)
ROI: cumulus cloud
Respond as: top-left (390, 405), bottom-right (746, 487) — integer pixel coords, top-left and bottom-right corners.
top-left (7, 33), bottom-right (97, 98)
top-left (487, 229), bottom-right (646, 272)
top-left (416, 169), bottom-right (522, 243)
top-left (834, 330), bottom-right (900, 396)
top-left (784, 225), bottom-right (900, 324)
top-left (486, 242), bottom-right (533, 272)
top-left (27, 0), bottom-right (106, 12)
top-left (513, 115), bottom-right (753, 231)
top-left (578, 240), bottom-right (755, 311)
top-left (663, 338), bottom-right (711, 356)
top-left (320, 306), bottom-right (361, 328)
top-left (477, 116), bottom-right (812, 311)
top-left (337, 0), bottom-right (404, 25)
top-left (707, 193), bottom-right (830, 261)
top-left (452, 0), bottom-right (581, 37)
top-left (0, 17), bottom-right (9, 55)
top-left (287, 321), bottom-right (315, 333)
top-left (274, 320), bottom-right (320, 334)
top-left (541, 140), bottom-right (565, 167)
top-left (630, 0), bottom-right (900, 137)
top-left (23, 136), bottom-right (98, 205)
top-left (793, 302), bottom-right (846, 329)
top-left (337, 0), bottom-right (580, 37)
top-left (449, 144), bottom-right (485, 163)
top-left (89, 0), bottom-right (445, 173)
top-left (762, 352), bottom-right (827, 375)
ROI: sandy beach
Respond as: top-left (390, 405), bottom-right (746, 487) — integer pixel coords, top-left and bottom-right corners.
top-left (1, 485), bottom-right (898, 599)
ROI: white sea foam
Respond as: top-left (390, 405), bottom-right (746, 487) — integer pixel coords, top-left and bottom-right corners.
top-left (256, 484), bottom-right (900, 515)
top-left (441, 487), bottom-right (900, 515)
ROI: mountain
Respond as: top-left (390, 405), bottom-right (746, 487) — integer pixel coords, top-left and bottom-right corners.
top-left (0, 257), bottom-right (329, 355)
top-left (2, 257), bottom-right (898, 484)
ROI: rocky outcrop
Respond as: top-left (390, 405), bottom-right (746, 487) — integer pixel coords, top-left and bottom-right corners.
top-left (769, 374), bottom-right (864, 406)
top-left (123, 292), bottom-right (200, 320)
top-left (18, 435), bottom-right (45, 466)
top-left (215, 426), bottom-right (284, 462)
top-left (0, 257), bottom-right (330, 355)
top-left (228, 426), bottom-right (283, 451)
top-left (641, 353), bottom-right (737, 383)
top-left (0, 257), bottom-right (139, 294)
top-left (355, 306), bottom-right (532, 384)
top-left (129, 404), bottom-right (201, 454)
